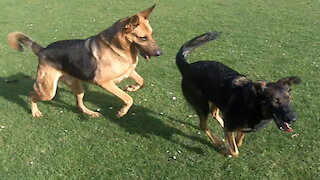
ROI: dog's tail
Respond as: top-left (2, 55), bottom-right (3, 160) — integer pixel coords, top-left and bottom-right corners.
top-left (8, 32), bottom-right (43, 56)
top-left (176, 31), bottom-right (220, 74)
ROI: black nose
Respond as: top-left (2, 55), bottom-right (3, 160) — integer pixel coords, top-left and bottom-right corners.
top-left (287, 113), bottom-right (297, 123)
top-left (155, 50), bottom-right (162, 56)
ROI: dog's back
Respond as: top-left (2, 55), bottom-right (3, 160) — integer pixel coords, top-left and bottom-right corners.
top-left (176, 32), bottom-right (246, 111)
top-left (40, 38), bottom-right (98, 81)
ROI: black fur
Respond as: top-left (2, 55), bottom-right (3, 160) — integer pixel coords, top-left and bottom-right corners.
top-left (39, 36), bottom-right (98, 81)
top-left (176, 32), bottom-right (301, 132)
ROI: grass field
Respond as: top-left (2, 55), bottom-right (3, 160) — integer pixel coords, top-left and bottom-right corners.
top-left (1, 0), bottom-right (320, 179)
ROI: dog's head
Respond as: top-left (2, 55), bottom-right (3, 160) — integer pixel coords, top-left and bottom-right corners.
top-left (254, 76), bottom-right (301, 132)
top-left (122, 5), bottom-right (162, 60)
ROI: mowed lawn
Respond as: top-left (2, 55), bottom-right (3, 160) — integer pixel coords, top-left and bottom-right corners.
top-left (1, 0), bottom-right (319, 179)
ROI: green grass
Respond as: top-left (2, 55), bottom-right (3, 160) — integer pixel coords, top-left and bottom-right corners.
top-left (1, 0), bottom-right (320, 179)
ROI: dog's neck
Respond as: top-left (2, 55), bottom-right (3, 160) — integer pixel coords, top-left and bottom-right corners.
top-left (99, 27), bottom-right (138, 64)
top-left (228, 83), bottom-right (274, 132)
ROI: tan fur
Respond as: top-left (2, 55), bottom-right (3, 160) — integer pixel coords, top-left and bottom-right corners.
top-left (209, 102), bottom-right (224, 128)
top-left (232, 76), bottom-right (249, 86)
top-left (197, 102), bottom-right (225, 149)
top-left (224, 131), bottom-right (239, 157)
top-left (221, 130), bottom-right (245, 157)
top-left (203, 102), bottom-right (248, 157)
top-left (8, 31), bottom-right (43, 54)
top-left (199, 114), bottom-right (224, 147)
top-left (7, 32), bottom-right (27, 51)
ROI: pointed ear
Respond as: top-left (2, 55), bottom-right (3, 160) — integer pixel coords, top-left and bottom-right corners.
top-left (138, 4), bottom-right (156, 19)
top-left (254, 81), bottom-right (267, 95)
top-left (277, 76), bottom-right (302, 86)
top-left (124, 15), bottom-right (140, 33)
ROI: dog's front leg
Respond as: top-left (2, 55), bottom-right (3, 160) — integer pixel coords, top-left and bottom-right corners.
top-left (125, 70), bottom-right (144, 92)
top-left (235, 131), bottom-right (245, 148)
top-left (222, 130), bottom-right (239, 157)
top-left (99, 81), bottom-right (133, 117)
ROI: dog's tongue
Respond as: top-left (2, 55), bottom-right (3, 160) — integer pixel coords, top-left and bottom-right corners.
top-left (279, 122), bottom-right (293, 132)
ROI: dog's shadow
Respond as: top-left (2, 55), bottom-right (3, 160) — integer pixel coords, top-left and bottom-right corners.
top-left (0, 73), bottom-right (223, 155)
top-left (0, 73), bottom-right (75, 113)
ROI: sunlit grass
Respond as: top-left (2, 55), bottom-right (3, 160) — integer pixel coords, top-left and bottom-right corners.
top-left (0, 0), bottom-right (319, 179)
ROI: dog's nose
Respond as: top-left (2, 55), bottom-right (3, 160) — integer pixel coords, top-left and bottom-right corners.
top-left (155, 50), bottom-right (162, 56)
top-left (287, 113), bottom-right (297, 123)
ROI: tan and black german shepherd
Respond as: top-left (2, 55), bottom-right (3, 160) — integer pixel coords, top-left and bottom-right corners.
top-left (8, 5), bottom-right (162, 118)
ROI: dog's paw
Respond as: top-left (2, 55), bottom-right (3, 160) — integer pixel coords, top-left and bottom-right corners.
top-left (221, 148), bottom-right (239, 158)
top-left (124, 84), bottom-right (142, 92)
top-left (79, 106), bottom-right (101, 117)
top-left (116, 109), bottom-right (127, 118)
top-left (32, 110), bottom-right (43, 118)
top-left (89, 112), bottom-right (101, 117)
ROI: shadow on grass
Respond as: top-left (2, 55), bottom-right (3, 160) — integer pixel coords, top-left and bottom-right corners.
top-left (0, 73), bottom-right (223, 155)
top-left (0, 73), bottom-right (32, 112)
top-left (0, 73), bottom-right (80, 114)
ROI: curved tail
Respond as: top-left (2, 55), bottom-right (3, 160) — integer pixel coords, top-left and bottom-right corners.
top-left (7, 32), bottom-right (43, 56)
top-left (176, 31), bottom-right (220, 74)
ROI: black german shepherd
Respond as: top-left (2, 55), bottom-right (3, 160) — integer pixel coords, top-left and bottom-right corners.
top-left (176, 32), bottom-right (301, 157)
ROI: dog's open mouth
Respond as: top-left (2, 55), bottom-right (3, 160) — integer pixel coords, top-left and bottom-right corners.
top-left (279, 122), bottom-right (293, 132)
top-left (273, 114), bottom-right (293, 132)
top-left (134, 44), bottom-right (151, 60)
top-left (140, 52), bottom-right (150, 60)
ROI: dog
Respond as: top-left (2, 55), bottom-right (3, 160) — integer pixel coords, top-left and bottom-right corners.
top-left (176, 32), bottom-right (301, 157)
top-left (8, 5), bottom-right (162, 118)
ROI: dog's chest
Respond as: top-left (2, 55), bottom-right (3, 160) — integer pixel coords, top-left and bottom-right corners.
top-left (111, 63), bottom-right (137, 83)
top-left (240, 119), bottom-right (273, 132)
top-left (94, 55), bottom-right (138, 83)
top-left (91, 43), bottom-right (139, 83)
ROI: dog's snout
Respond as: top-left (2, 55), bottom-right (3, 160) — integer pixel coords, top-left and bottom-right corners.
top-left (287, 113), bottom-right (297, 123)
top-left (155, 50), bottom-right (162, 56)
top-left (291, 116), bottom-right (297, 122)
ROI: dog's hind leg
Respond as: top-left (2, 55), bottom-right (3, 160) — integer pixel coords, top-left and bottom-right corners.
top-left (210, 103), bottom-right (224, 128)
top-left (98, 81), bottom-right (133, 117)
top-left (199, 114), bottom-right (224, 147)
top-left (235, 131), bottom-right (245, 148)
top-left (125, 70), bottom-right (144, 92)
top-left (30, 65), bottom-right (61, 117)
top-left (60, 76), bottom-right (100, 117)
top-left (182, 80), bottom-right (223, 147)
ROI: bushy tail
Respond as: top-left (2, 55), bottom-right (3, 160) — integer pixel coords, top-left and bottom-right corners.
top-left (176, 31), bottom-right (220, 74)
top-left (7, 32), bottom-right (43, 56)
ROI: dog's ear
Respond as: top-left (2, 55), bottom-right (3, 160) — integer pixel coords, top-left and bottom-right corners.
top-left (277, 76), bottom-right (302, 86)
top-left (124, 15), bottom-right (140, 33)
top-left (254, 81), bottom-right (267, 95)
top-left (138, 4), bottom-right (155, 19)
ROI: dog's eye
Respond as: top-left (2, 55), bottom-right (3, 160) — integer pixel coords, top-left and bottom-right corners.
top-left (139, 36), bottom-right (148, 41)
top-left (272, 98), bottom-right (279, 104)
